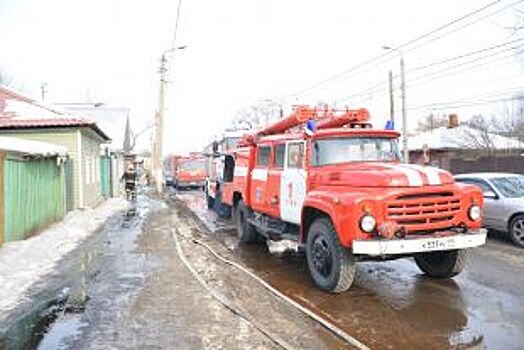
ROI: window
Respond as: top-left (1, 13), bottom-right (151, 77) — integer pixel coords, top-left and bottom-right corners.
top-left (311, 137), bottom-right (400, 166)
top-left (287, 143), bottom-right (304, 169)
top-left (274, 144), bottom-right (285, 168)
top-left (491, 176), bottom-right (524, 198)
top-left (456, 178), bottom-right (494, 193)
top-left (257, 146), bottom-right (270, 167)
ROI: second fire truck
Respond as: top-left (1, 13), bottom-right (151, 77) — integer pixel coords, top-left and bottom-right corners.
top-left (217, 106), bottom-right (487, 293)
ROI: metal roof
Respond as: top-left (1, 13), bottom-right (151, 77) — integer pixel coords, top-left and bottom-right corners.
top-left (0, 85), bottom-right (110, 141)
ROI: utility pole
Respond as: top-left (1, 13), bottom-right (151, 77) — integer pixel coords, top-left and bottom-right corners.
top-left (41, 82), bottom-right (48, 102)
top-left (400, 55), bottom-right (408, 163)
top-left (153, 55), bottom-right (168, 194)
top-left (388, 70), bottom-right (394, 123)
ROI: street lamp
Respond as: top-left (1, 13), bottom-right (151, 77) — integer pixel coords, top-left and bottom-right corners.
top-left (383, 45), bottom-right (409, 164)
top-left (153, 45), bottom-right (187, 194)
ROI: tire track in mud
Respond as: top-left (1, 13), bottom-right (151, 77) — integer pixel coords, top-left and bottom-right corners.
top-left (170, 192), bottom-right (493, 350)
top-left (170, 197), bottom-right (362, 350)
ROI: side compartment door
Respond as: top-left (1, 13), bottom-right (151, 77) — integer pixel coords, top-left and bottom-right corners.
top-left (280, 141), bottom-right (307, 225)
top-left (250, 145), bottom-right (271, 213)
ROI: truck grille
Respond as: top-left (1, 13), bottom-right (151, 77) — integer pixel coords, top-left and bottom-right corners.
top-left (386, 192), bottom-right (461, 233)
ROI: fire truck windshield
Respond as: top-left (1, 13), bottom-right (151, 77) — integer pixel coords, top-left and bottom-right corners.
top-left (179, 160), bottom-right (205, 171)
top-left (312, 137), bottom-right (401, 166)
top-left (224, 137), bottom-right (240, 151)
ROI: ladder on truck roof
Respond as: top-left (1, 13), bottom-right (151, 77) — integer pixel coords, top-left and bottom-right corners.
top-left (255, 105), bottom-right (371, 137)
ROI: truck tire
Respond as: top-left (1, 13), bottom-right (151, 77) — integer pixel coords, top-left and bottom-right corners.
top-left (235, 200), bottom-right (257, 244)
top-left (414, 249), bottom-right (469, 278)
top-left (306, 217), bottom-right (356, 293)
top-left (509, 215), bottom-right (524, 248)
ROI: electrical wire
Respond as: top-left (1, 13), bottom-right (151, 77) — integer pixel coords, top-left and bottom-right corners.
top-left (336, 41), bottom-right (524, 103)
top-left (169, 0), bottom-right (183, 61)
top-left (284, 0), bottom-right (521, 100)
top-left (408, 93), bottom-right (524, 111)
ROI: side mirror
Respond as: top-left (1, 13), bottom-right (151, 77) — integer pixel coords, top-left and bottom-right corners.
top-left (484, 191), bottom-right (498, 200)
top-left (212, 141), bottom-right (219, 154)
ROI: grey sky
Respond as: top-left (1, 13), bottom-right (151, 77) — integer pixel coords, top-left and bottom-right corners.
top-left (0, 0), bottom-right (522, 154)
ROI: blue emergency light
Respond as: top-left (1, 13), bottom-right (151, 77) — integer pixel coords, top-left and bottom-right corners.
top-left (305, 120), bottom-right (317, 136)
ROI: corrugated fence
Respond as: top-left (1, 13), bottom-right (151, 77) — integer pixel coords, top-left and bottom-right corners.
top-left (1, 154), bottom-right (66, 243)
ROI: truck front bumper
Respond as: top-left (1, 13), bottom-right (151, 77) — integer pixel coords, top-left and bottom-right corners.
top-left (176, 180), bottom-right (206, 188)
top-left (352, 229), bottom-right (487, 256)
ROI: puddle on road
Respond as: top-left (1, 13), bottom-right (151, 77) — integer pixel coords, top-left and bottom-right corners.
top-left (178, 190), bottom-right (522, 350)
top-left (37, 314), bottom-right (87, 350)
top-left (0, 192), bottom-right (158, 350)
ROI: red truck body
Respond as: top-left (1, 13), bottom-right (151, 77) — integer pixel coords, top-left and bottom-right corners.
top-left (171, 154), bottom-right (207, 189)
top-left (218, 106), bottom-right (487, 292)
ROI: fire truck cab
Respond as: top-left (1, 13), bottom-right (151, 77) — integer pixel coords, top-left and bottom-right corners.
top-left (172, 154), bottom-right (207, 189)
top-left (204, 128), bottom-right (248, 215)
top-left (220, 106), bottom-right (487, 293)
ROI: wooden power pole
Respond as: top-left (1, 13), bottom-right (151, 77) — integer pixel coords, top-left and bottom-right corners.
top-left (153, 55), bottom-right (168, 194)
top-left (388, 70), bottom-right (394, 123)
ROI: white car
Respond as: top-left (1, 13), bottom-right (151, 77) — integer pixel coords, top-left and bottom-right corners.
top-left (455, 173), bottom-right (524, 248)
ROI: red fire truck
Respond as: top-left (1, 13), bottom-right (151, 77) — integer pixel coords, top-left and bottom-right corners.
top-left (203, 128), bottom-right (248, 215)
top-left (171, 154), bottom-right (207, 189)
top-left (218, 106), bottom-right (487, 292)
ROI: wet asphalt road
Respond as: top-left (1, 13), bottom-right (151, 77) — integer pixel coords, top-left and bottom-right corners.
top-left (177, 190), bottom-right (524, 350)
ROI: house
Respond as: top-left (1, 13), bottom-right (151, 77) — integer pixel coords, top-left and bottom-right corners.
top-left (409, 118), bottom-right (524, 174)
top-left (0, 136), bottom-right (68, 245)
top-left (0, 86), bottom-right (111, 209)
top-left (56, 102), bottom-right (131, 198)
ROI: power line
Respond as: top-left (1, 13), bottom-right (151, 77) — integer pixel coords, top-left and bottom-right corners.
top-left (408, 37), bottom-right (524, 72)
top-left (285, 0), bottom-right (519, 100)
top-left (407, 45), bottom-right (524, 86)
top-left (335, 39), bottom-right (524, 103)
top-left (408, 89), bottom-right (524, 111)
top-left (169, 0), bottom-right (183, 60)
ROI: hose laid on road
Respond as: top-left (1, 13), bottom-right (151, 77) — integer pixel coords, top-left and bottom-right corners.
top-left (186, 234), bottom-right (371, 350)
top-left (171, 229), bottom-right (297, 350)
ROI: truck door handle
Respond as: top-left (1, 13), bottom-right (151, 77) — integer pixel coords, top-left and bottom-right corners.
top-left (270, 195), bottom-right (279, 205)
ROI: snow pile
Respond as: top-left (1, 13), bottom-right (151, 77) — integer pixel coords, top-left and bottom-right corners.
top-left (0, 136), bottom-right (68, 157)
top-left (0, 198), bottom-right (129, 319)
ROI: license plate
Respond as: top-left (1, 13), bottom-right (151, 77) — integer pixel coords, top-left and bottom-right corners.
top-left (420, 237), bottom-right (456, 251)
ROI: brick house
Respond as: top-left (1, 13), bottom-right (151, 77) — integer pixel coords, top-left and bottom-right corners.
top-left (409, 123), bottom-right (524, 174)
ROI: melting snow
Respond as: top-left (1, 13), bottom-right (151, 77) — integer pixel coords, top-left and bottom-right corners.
top-left (0, 198), bottom-right (129, 319)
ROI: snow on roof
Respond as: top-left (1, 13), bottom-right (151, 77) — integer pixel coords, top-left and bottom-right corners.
top-left (0, 136), bottom-right (68, 157)
top-left (0, 85), bottom-right (110, 141)
top-left (409, 126), bottom-right (524, 151)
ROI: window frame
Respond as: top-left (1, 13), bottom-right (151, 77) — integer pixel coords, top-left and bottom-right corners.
top-left (273, 143), bottom-right (286, 169)
top-left (256, 145), bottom-right (271, 167)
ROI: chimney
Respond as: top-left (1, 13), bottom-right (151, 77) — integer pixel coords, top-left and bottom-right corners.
top-left (448, 114), bottom-right (459, 128)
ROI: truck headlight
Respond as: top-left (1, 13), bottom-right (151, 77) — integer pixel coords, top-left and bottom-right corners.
top-left (468, 205), bottom-right (481, 221)
top-left (360, 214), bottom-right (376, 233)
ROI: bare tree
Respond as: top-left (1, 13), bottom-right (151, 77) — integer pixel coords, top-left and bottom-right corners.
top-left (232, 99), bottom-right (282, 129)
top-left (416, 114), bottom-right (448, 132)
top-left (461, 115), bottom-right (497, 155)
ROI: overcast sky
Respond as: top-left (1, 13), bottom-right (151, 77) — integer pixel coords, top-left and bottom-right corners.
top-left (0, 0), bottom-right (522, 154)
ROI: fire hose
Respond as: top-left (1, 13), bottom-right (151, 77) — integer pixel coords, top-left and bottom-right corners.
top-left (171, 228), bottom-right (370, 350)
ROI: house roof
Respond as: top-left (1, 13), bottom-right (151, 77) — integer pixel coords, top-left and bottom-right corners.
top-left (0, 136), bottom-right (68, 157)
top-left (409, 125), bottom-right (524, 151)
top-left (0, 86), bottom-right (110, 141)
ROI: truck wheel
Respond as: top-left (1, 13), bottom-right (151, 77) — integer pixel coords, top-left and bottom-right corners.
top-left (306, 218), bottom-right (355, 293)
top-left (235, 200), bottom-right (257, 244)
top-left (414, 249), bottom-right (469, 278)
top-left (509, 215), bottom-right (524, 248)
